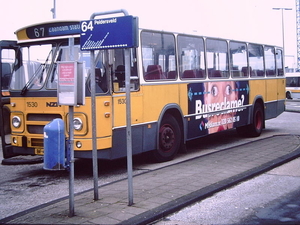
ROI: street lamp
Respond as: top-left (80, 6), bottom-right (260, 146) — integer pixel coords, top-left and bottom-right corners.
top-left (272, 7), bottom-right (292, 71)
top-left (51, 0), bottom-right (56, 19)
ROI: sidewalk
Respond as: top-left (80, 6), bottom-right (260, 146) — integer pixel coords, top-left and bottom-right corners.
top-left (1, 134), bottom-right (300, 225)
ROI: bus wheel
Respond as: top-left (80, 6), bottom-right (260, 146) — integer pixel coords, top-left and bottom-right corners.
top-left (248, 103), bottom-right (264, 137)
top-left (237, 103), bottom-right (264, 137)
top-left (152, 114), bottom-right (181, 162)
top-left (286, 92), bottom-right (292, 99)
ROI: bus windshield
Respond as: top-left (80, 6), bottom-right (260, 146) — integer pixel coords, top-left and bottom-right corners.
top-left (10, 43), bottom-right (92, 93)
top-left (10, 44), bottom-right (54, 91)
top-left (10, 42), bottom-right (139, 94)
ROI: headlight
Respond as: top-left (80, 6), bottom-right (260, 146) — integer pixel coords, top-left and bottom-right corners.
top-left (76, 141), bottom-right (82, 148)
top-left (12, 116), bottom-right (21, 128)
top-left (73, 117), bottom-right (83, 131)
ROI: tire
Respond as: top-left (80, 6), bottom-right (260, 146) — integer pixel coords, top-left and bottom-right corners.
top-left (286, 92), bottom-right (292, 100)
top-left (237, 103), bottom-right (264, 137)
top-left (152, 114), bottom-right (181, 162)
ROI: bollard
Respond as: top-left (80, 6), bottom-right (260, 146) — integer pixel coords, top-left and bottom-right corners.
top-left (43, 118), bottom-right (65, 170)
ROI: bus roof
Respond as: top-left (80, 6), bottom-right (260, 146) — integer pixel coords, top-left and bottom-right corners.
top-left (14, 19), bottom-right (284, 50)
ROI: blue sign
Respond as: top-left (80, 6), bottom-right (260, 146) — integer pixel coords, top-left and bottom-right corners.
top-left (80, 16), bottom-right (138, 50)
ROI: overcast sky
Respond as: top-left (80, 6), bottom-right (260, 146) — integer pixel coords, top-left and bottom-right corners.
top-left (0, 0), bottom-right (297, 68)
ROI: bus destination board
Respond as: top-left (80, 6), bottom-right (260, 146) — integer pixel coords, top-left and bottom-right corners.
top-left (80, 16), bottom-right (138, 50)
top-left (16, 22), bottom-right (81, 41)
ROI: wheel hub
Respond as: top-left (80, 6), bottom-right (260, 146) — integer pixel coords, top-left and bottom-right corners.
top-left (160, 126), bottom-right (175, 151)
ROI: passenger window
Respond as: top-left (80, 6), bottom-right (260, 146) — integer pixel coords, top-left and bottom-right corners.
top-left (276, 49), bottom-right (284, 76)
top-left (286, 77), bottom-right (300, 87)
top-left (141, 31), bottom-right (177, 81)
top-left (177, 35), bottom-right (205, 79)
top-left (206, 39), bottom-right (229, 78)
top-left (265, 46), bottom-right (276, 77)
top-left (112, 49), bottom-right (139, 92)
top-left (230, 41), bottom-right (248, 78)
top-left (248, 44), bottom-right (265, 77)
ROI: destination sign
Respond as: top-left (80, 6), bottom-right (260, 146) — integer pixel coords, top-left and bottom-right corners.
top-left (80, 16), bottom-right (138, 50)
top-left (16, 21), bottom-right (81, 41)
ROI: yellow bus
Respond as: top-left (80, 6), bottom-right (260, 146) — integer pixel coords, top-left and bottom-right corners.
top-left (0, 17), bottom-right (285, 162)
top-left (285, 72), bottom-right (300, 99)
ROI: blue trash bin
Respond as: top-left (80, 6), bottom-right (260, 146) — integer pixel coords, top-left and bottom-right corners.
top-left (43, 118), bottom-right (65, 170)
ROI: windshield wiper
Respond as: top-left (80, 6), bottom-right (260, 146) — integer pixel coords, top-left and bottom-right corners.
top-left (20, 49), bottom-right (52, 95)
top-left (50, 49), bottom-right (62, 83)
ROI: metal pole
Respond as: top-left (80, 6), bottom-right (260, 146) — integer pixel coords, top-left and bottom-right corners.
top-left (90, 9), bottom-right (131, 204)
top-left (68, 37), bottom-right (75, 217)
top-left (90, 50), bottom-right (99, 200)
top-left (51, 0), bottom-right (56, 19)
top-left (125, 48), bottom-right (133, 206)
top-left (272, 7), bottom-right (292, 70)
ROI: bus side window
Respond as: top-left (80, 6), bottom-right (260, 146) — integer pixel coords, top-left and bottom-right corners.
top-left (145, 65), bottom-right (162, 80)
top-left (206, 38), bottom-right (229, 79)
top-left (265, 46), bottom-right (276, 77)
top-left (276, 49), bottom-right (284, 76)
top-left (230, 41), bottom-right (248, 78)
top-left (248, 44), bottom-right (265, 77)
top-left (141, 31), bottom-right (176, 81)
top-left (178, 35), bottom-right (205, 80)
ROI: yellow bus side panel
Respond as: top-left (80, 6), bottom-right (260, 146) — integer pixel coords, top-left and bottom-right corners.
top-left (248, 78), bottom-right (285, 103)
top-left (142, 84), bottom-right (180, 122)
top-left (249, 80), bottom-right (266, 104)
top-left (266, 79), bottom-right (278, 102)
top-left (277, 78), bottom-right (286, 100)
top-left (112, 92), bottom-right (143, 127)
top-left (179, 83), bottom-right (188, 115)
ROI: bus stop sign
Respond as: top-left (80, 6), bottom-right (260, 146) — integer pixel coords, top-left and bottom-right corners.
top-left (80, 15), bottom-right (138, 50)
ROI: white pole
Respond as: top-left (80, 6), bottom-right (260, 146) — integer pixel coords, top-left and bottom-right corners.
top-left (273, 7), bottom-right (292, 70)
top-left (125, 48), bottom-right (133, 206)
top-left (68, 37), bottom-right (75, 217)
top-left (51, 0), bottom-right (56, 19)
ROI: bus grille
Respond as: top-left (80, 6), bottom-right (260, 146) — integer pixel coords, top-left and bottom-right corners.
top-left (27, 114), bottom-right (62, 121)
top-left (27, 125), bottom-right (45, 134)
top-left (27, 114), bottom-right (62, 134)
top-left (31, 138), bottom-right (44, 147)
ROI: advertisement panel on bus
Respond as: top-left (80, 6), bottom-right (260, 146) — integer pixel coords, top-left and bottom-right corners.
top-left (188, 80), bottom-right (249, 138)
